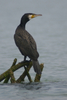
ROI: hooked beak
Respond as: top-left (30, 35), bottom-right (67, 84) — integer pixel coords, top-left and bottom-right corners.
top-left (31, 14), bottom-right (42, 18)
top-left (28, 14), bottom-right (42, 20)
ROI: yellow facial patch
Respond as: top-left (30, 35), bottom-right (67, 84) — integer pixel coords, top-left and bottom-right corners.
top-left (28, 14), bottom-right (42, 20)
top-left (28, 15), bottom-right (35, 19)
top-left (31, 15), bottom-right (35, 18)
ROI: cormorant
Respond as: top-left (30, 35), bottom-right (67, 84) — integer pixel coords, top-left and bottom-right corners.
top-left (14, 13), bottom-right (42, 74)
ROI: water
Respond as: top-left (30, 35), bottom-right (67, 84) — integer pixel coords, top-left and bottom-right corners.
top-left (0, 0), bottom-right (67, 100)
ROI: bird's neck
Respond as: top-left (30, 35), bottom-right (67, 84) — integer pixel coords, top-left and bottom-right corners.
top-left (20, 17), bottom-right (29, 29)
top-left (20, 22), bottom-right (26, 29)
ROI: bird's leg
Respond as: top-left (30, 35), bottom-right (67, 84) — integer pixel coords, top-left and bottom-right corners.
top-left (23, 56), bottom-right (27, 72)
top-left (19, 56), bottom-right (27, 63)
top-left (24, 56), bottom-right (27, 68)
top-left (24, 56), bottom-right (26, 62)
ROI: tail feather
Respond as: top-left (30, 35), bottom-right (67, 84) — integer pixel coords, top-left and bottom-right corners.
top-left (32, 60), bottom-right (41, 74)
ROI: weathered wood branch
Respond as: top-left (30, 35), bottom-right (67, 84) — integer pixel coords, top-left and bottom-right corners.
top-left (16, 62), bottom-right (32, 83)
top-left (3, 76), bottom-right (10, 83)
top-left (0, 59), bottom-right (32, 82)
top-left (34, 63), bottom-right (44, 82)
top-left (3, 58), bottom-right (17, 83)
top-left (24, 66), bottom-right (32, 82)
top-left (9, 69), bottom-right (16, 83)
top-left (0, 58), bottom-right (44, 83)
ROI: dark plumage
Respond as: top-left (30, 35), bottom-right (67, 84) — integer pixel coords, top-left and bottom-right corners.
top-left (14, 13), bottom-right (42, 74)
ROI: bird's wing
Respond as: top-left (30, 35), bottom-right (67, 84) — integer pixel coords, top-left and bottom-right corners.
top-left (14, 29), bottom-right (39, 59)
top-left (17, 30), bottom-right (37, 50)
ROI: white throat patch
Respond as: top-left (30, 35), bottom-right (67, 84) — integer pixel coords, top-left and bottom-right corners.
top-left (28, 15), bottom-right (32, 20)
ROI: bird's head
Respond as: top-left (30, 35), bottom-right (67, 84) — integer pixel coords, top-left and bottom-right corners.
top-left (27, 13), bottom-right (42, 20)
top-left (20, 13), bottom-right (42, 27)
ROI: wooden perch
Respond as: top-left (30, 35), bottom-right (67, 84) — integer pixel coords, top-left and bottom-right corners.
top-left (0, 58), bottom-right (44, 83)
top-left (0, 59), bottom-right (32, 82)
top-left (3, 76), bottom-right (10, 83)
top-left (16, 62), bottom-right (32, 83)
top-left (9, 69), bottom-right (16, 83)
top-left (3, 58), bottom-right (17, 83)
top-left (34, 63), bottom-right (44, 82)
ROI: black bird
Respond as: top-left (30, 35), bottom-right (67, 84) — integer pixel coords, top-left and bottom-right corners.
top-left (14, 13), bottom-right (42, 74)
